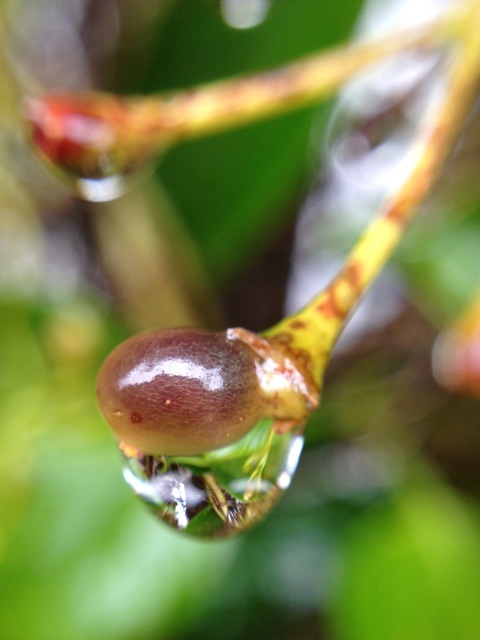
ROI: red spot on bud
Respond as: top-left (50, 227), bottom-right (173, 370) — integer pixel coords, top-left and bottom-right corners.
top-left (25, 94), bottom-right (130, 179)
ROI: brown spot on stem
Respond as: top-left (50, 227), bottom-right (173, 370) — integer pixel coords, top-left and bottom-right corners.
top-left (316, 293), bottom-right (340, 319)
top-left (386, 193), bottom-right (412, 224)
top-left (386, 169), bottom-right (432, 226)
top-left (290, 348), bottom-right (314, 376)
top-left (269, 332), bottom-right (293, 346)
top-left (316, 260), bottom-right (364, 320)
top-left (289, 319), bottom-right (307, 330)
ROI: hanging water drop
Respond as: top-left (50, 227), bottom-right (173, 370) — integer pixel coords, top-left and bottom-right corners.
top-left (25, 95), bottom-right (153, 202)
top-left (76, 175), bottom-right (126, 202)
top-left (121, 421), bottom-right (305, 537)
top-left (96, 327), bottom-right (318, 537)
top-left (221, 0), bottom-right (272, 30)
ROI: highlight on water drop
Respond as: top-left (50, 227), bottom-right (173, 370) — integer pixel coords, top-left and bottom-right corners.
top-left (220, 0), bottom-right (272, 30)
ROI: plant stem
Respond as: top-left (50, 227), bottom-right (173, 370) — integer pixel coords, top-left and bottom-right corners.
top-left (93, 182), bottom-right (223, 332)
top-left (265, 6), bottom-right (480, 389)
top-left (135, 12), bottom-right (459, 145)
top-left (27, 5), bottom-right (467, 178)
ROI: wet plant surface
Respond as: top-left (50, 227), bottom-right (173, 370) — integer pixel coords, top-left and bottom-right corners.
top-left (3, 1), bottom-right (480, 639)
top-left (122, 422), bottom-right (304, 537)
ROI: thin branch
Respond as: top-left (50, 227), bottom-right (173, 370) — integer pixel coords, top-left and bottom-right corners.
top-left (135, 12), bottom-right (459, 144)
top-left (265, 6), bottom-right (480, 388)
top-left (27, 7), bottom-right (464, 179)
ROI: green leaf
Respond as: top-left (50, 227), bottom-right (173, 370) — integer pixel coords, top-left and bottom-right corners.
top-left (330, 481), bottom-right (480, 640)
top-left (119, 0), bottom-right (363, 281)
top-left (0, 436), bottom-right (235, 640)
top-left (400, 211), bottom-right (480, 322)
top-left (0, 297), bottom-right (236, 639)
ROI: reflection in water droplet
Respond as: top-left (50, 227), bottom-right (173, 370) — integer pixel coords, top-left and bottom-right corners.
top-left (221, 0), bottom-right (271, 30)
top-left (25, 95), bottom-right (152, 202)
top-left (121, 418), bottom-right (304, 538)
top-left (76, 175), bottom-right (125, 202)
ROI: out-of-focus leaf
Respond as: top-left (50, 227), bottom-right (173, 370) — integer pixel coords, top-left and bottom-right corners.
top-left (0, 432), bottom-right (235, 640)
top-left (118, 0), bottom-right (362, 281)
top-left (330, 479), bottom-right (480, 640)
top-left (0, 304), bottom-right (50, 553)
top-left (0, 295), bottom-right (235, 639)
top-left (400, 210), bottom-right (480, 323)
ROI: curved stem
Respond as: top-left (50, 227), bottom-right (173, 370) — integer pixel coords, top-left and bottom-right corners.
top-left (27, 5), bottom-right (466, 178)
top-left (265, 6), bottom-right (480, 388)
top-left (136, 11), bottom-right (459, 146)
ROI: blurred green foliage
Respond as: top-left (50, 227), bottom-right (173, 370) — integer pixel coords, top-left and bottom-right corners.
top-left (129, 0), bottom-right (363, 280)
top-left (1, 1), bottom-right (480, 639)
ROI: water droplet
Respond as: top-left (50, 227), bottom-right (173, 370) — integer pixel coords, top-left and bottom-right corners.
top-left (75, 175), bottom-right (126, 202)
top-left (25, 95), bottom-right (151, 202)
top-left (221, 0), bottom-right (272, 30)
top-left (121, 418), bottom-right (304, 538)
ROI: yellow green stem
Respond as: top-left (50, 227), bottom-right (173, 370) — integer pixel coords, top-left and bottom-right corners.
top-left (29, 3), bottom-right (468, 179)
top-left (265, 5), bottom-right (480, 388)
top-left (137, 11), bottom-right (460, 146)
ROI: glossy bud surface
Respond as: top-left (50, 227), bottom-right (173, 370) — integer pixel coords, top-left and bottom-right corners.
top-left (96, 328), bottom-right (265, 455)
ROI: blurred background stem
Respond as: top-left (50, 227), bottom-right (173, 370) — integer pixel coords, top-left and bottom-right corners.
top-left (266, 3), bottom-right (480, 387)
top-left (93, 181), bottom-right (223, 331)
top-left (26, 3), bottom-right (465, 179)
